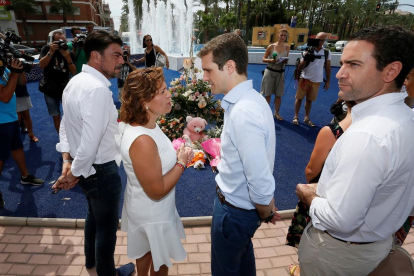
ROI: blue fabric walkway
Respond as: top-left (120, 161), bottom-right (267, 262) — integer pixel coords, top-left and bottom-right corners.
top-left (0, 64), bottom-right (340, 218)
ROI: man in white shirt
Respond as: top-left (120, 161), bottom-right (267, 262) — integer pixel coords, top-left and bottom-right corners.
top-left (293, 32), bottom-right (331, 127)
top-left (53, 30), bottom-right (134, 276)
top-left (295, 25), bottom-right (414, 275)
top-left (199, 33), bottom-right (281, 276)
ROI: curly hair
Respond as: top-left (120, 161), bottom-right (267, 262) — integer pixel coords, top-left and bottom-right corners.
top-left (120, 67), bottom-right (165, 125)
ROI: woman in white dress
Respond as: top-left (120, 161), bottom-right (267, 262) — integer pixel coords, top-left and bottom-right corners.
top-left (118, 67), bottom-right (193, 276)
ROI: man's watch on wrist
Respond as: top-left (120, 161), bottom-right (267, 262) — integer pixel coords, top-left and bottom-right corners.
top-left (262, 211), bottom-right (275, 223)
top-left (47, 52), bottom-right (51, 57)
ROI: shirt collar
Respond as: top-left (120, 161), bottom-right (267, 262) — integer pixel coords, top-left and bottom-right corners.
top-left (352, 92), bottom-right (407, 120)
top-left (221, 80), bottom-right (252, 111)
top-left (82, 64), bottom-right (112, 87)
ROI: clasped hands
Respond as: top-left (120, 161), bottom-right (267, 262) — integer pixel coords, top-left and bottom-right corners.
top-left (51, 162), bottom-right (79, 192)
top-left (295, 183), bottom-right (318, 206)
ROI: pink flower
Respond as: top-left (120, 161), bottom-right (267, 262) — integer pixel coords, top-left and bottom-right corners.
top-left (195, 92), bottom-right (200, 97)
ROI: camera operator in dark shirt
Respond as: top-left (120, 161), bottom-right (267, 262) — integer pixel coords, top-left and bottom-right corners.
top-left (39, 31), bottom-right (76, 134)
top-left (117, 48), bottom-right (136, 101)
top-left (68, 27), bottom-right (87, 75)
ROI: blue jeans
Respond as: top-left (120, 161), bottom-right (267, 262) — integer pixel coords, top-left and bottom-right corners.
top-left (211, 196), bottom-right (262, 276)
top-left (78, 161), bottom-right (121, 276)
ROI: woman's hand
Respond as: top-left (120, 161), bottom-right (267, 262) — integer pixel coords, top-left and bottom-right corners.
top-left (177, 144), bottom-right (189, 164)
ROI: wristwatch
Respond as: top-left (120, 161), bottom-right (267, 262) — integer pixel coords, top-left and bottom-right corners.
top-left (263, 211), bottom-right (275, 223)
top-left (47, 52), bottom-right (51, 57)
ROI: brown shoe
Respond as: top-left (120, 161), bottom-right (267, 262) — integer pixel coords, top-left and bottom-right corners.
top-left (292, 117), bottom-right (299, 125)
top-left (303, 118), bottom-right (315, 127)
top-left (274, 113), bottom-right (284, 121)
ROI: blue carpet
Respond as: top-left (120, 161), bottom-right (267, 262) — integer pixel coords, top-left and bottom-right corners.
top-left (0, 65), bottom-right (340, 218)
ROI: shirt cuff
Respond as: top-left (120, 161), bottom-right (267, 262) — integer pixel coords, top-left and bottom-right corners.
top-left (56, 142), bottom-right (70, 153)
top-left (249, 188), bottom-right (274, 206)
top-left (71, 160), bottom-right (96, 178)
top-left (309, 197), bottom-right (327, 232)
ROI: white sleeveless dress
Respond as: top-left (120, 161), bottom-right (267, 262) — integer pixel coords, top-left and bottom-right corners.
top-left (119, 123), bottom-right (186, 271)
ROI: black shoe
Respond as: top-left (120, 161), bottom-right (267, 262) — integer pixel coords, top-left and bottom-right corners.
top-left (20, 121), bottom-right (28, 134)
top-left (0, 192), bottom-right (4, 207)
top-left (21, 175), bottom-right (44, 186)
top-left (21, 127), bottom-right (28, 134)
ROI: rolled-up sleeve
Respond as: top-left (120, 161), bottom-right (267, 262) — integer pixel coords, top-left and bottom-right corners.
top-left (232, 109), bottom-right (275, 205)
top-left (56, 115), bottom-right (70, 153)
top-left (70, 88), bottom-right (110, 178)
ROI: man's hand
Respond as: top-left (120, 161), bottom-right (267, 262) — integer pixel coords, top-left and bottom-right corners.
top-left (61, 162), bottom-right (72, 177)
top-left (296, 184), bottom-right (318, 206)
top-left (60, 49), bottom-right (71, 60)
top-left (324, 81), bottom-right (330, 91)
top-left (9, 59), bottom-right (23, 73)
top-left (52, 174), bottom-right (79, 191)
top-left (49, 42), bottom-right (59, 55)
top-left (256, 198), bottom-right (282, 225)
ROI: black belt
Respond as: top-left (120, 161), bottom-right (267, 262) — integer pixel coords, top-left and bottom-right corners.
top-left (216, 185), bottom-right (249, 211)
top-left (266, 67), bottom-right (285, 73)
top-left (324, 231), bottom-right (374, 245)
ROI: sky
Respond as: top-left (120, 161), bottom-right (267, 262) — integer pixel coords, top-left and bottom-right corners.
top-left (106, 0), bottom-right (414, 31)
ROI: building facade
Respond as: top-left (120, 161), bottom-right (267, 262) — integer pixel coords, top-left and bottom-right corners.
top-left (1, 0), bottom-right (114, 46)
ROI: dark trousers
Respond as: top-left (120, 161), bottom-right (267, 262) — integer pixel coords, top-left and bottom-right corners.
top-left (78, 161), bottom-right (121, 276)
top-left (211, 196), bottom-right (262, 276)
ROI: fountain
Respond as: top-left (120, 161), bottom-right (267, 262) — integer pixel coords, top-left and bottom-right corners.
top-left (127, 0), bottom-right (194, 70)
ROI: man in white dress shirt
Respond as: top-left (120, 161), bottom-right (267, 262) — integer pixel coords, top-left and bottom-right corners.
top-left (295, 26), bottom-right (414, 275)
top-left (53, 30), bottom-right (134, 276)
top-left (199, 33), bottom-right (281, 276)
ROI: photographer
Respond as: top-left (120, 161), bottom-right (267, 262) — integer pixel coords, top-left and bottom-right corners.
top-left (292, 32), bottom-right (331, 127)
top-left (39, 31), bottom-right (76, 133)
top-left (117, 48), bottom-right (136, 101)
top-left (68, 27), bottom-right (87, 75)
top-left (0, 58), bottom-right (44, 207)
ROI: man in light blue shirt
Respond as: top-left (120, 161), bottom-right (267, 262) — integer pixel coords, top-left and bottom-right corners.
top-left (198, 33), bottom-right (281, 276)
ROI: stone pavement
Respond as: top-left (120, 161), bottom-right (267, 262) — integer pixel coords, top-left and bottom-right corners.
top-left (3, 218), bottom-right (414, 276)
top-left (0, 218), bottom-right (300, 276)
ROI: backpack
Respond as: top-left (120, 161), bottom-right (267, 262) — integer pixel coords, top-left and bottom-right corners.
top-left (294, 48), bottom-right (329, 80)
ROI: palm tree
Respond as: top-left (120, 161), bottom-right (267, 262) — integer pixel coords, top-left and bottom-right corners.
top-left (250, 0), bottom-right (270, 26)
top-left (6, 0), bottom-right (37, 46)
top-left (49, 0), bottom-right (79, 26)
top-left (219, 12), bottom-right (237, 32)
top-left (198, 13), bottom-right (215, 43)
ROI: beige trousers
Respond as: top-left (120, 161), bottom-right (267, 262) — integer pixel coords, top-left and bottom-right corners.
top-left (298, 224), bottom-right (393, 276)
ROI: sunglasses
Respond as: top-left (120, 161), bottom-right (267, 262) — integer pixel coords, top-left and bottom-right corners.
top-left (146, 38), bottom-right (152, 42)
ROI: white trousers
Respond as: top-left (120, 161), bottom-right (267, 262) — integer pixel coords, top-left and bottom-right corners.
top-left (298, 224), bottom-right (393, 276)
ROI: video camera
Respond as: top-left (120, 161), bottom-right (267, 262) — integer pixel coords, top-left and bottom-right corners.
top-left (123, 50), bottom-right (129, 62)
top-left (0, 31), bottom-right (34, 73)
top-left (303, 38), bottom-right (322, 63)
top-left (74, 33), bottom-right (87, 48)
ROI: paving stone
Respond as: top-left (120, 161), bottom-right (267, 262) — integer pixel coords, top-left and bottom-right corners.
top-left (37, 227), bottom-right (58, 235)
top-left (56, 265), bottom-right (83, 275)
top-left (169, 265), bottom-right (178, 275)
top-left (31, 265), bottom-right (60, 275)
top-left (3, 244), bottom-right (26, 253)
top-left (73, 230), bottom-right (85, 237)
top-left (79, 267), bottom-right (98, 276)
top-left (188, 253), bottom-right (210, 263)
top-left (28, 254), bottom-right (53, 264)
top-left (182, 243), bottom-right (198, 253)
top-left (17, 227), bottom-right (39, 235)
top-left (252, 239), bottom-right (262, 248)
top-left (0, 234), bottom-right (23, 243)
top-left (178, 264), bottom-right (200, 274)
top-left (256, 258), bottom-right (272, 269)
top-left (197, 243), bottom-right (211, 253)
top-left (66, 245), bottom-right (84, 255)
top-left (0, 226), bottom-right (22, 234)
top-left (192, 227), bottom-right (210, 234)
top-left (7, 264), bottom-right (35, 275)
top-left (49, 255), bottom-right (73, 265)
top-left (0, 253), bottom-right (9, 262)
top-left (255, 247), bottom-right (277, 258)
top-left (0, 243), bottom-right (6, 251)
top-left (259, 237), bottom-right (281, 247)
top-left (114, 246), bottom-right (127, 255)
top-left (265, 267), bottom-right (290, 276)
top-left (44, 244), bottom-right (69, 254)
top-left (20, 235), bottom-right (42, 244)
top-left (263, 228), bottom-right (285, 238)
top-left (0, 263), bottom-right (12, 274)
top-left (56, 229), bottom-right (76, 236)
top-left (270, 256), bottom-right (294, 268)
top-left (274, 245), bottom-right (297, 256)
top-left (61, 236), bottom-right (83, 246)
top-left (23, 244), bottom-right (47, 253)
top-left (5, 253), bottom-right (32, 263)
top-left (39, 236), bottom-right (63, 245)
top-left (200, 263), bottom-right (211, 274)
top-left (185, 234), bottom-right (207, 244)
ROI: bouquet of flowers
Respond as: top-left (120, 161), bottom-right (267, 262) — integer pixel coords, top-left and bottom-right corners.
top-left (156, 116), bottom-right (185, 140)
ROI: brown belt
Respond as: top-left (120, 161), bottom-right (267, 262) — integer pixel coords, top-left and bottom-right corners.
top-left (324, 231), bottom-right (374, 245)
top-left (216, 185), bottom-right (249, 211)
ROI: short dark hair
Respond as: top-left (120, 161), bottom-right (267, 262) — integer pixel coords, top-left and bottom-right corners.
top-left (85, 23), bottom-right (94, 28)
top-left (198, 33), bottom-right (248, 76)
top-left (70, 26), bottom-right (81, 36)
top-left (52, 31), bottom-right (64, 42)
top-left (142, 34), bottom-right (153, 48)
top-left (83, 30), bottom-right (123, 61)
top-left (349, 25), bottom-right (414, 88)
